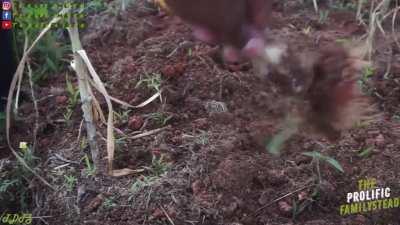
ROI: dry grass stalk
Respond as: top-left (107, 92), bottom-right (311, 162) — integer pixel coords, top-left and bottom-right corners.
top-left (68, 15), bottom-right (101, 172)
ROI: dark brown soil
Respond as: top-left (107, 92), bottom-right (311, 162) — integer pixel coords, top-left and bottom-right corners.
top-left (4, 1), bottom-right (400, 225)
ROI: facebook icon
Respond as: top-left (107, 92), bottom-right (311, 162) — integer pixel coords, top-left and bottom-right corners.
top-left (2, 10), bottom-right (11, 20)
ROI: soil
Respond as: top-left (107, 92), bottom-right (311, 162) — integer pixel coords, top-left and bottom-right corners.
top-left (3, 0), bottom-right (400, 225)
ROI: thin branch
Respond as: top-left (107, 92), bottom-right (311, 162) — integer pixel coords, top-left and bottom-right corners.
top-left (251, 184), bottom-right (316, 216)
top-left (27, 62), bottom-right (39, 152)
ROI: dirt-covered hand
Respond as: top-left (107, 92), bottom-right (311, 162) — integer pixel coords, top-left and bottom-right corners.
top-left (163, 0), bottom-right (271, 62)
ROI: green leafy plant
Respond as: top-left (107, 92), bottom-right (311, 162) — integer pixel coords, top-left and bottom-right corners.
top-left (80, 136), bottom-right (88, 150)
top-left (359, 66), bottom-right (376, 94)
top-left (13, 1), bottom-right (73, 83)
top-left (127, 154), bottom-right (170, 203)
top-left (64, 75), bottom-right (80, 121)
top-left (290, 150), bottom-right (343, 219)
top-left (114, 110), bottom-right (132, 124)
top-left (82, 154), bottom-right (96, 177)
top-left (135, 73), bottom-right (162, 93)
top-left (362, 66), bottom-right (375, 81)
top-left (302, 151), bottom-right (344, 173)
top-left (143, 154), bottom-right (170, 177)
top-left (318, 10), bottom-right (329, 24)
top-left (128, 175), bottom-right (158, 203)
top-left (331, 1), bottom-right (357, 11)
top-left (19, 142), bottom-right (40, 169)
top-left (358, 146), bottom-right (373, 158)
top-left (64, 175), bottom-right (77, 192)
top-left (85, 0), bottom-right (107, 13)
top-left (0, 142), bottom-right (40, 210)
top-left (148, 112), bottom-right (173, 126)
top-left (102, 196), bottom-right (117, 209)
top-left (30, 32), bottom-right (70, 83)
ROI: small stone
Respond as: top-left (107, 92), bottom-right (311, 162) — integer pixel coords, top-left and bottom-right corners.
top-left (128, 116), bottom-right (144, 130)
top-left (161, 65), bottom-right (175, 78)
top-left (56, 95), bottom-right (68, 105)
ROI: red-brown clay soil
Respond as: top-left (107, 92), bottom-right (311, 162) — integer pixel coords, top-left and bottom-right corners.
top-left (5, 1), bottom-right (400, 225)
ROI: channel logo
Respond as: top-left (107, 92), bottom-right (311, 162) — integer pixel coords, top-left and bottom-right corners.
top-left (2, 21), bottom-right (12, 30)
top-left (2, 1), bottom-right (11, 11)
top-left (2, 10), bottom-right (11, 20)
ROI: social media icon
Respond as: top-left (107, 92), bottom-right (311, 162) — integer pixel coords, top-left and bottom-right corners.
top-left (2, 11), bottom-right (12, 20)
top-left (2, 1), bottom-right (11, 11)
top-left (1, 21), bottom-right (12, 30)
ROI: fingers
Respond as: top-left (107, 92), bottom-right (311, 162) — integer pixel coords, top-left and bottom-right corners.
top-left (242, 37), bottom-right (266, 58)
top-left (222, 37), bottom-right (266, 63)
top-left (190, 25), bottom-right (216, 44)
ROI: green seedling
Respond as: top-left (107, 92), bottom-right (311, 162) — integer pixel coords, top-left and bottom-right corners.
top-left (128, 176), bottom-right (158, 203)
top-left (64, 75), bottom-right (80, 121)
top-left (82, 154), bottom-right (96, 176)
top-left (80, 136), bottom-right (88, 150)
top-left (362, 66), bottom-right (375, 80)
top-left (135, 73), bottom-right (162, 92)
top-left (102, 196), bottom-right (117, 209)
top-left (331, 1), bottom-right (357, 11)
top-left (318, 10), bottom-right (329, 24)
top-left (114, 110), bottom-right (131, 124)
top-left (358, 146), bottom-right (373, 158)
top-left (64, 175), bottom-right (77, 191)
top-left (0, 142), bottom-right (40, 210)
top-left (302, 151), bottom-right (344, 173)
top-left (30, 32), bottom-right (70, 83)
top-left (143, 154), bottom-right (170, 177)
top-left (148, 112), bottom-right (173, 126)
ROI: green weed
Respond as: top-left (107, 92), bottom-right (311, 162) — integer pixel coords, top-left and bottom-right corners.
top-left (0, 143), bottom-right (40, 211)
top-left (82, 154), bottom-right (96, 177)
top-left (63, 175), bottom-right (77, 192)
top-left (318, 10), bottom-right (330, 24)
top-left (147, 112), bottom-right (173, 127)
top-left (63, 75), bottom-right (80, 121)
top-left (302, 151), bottom-right (344, 173)
top-left (143, 154), bottom-right (170, 177)
top-left (102, 196), bottom-right (117, 209)
top-left (135, 73), bottom-right (162, 93)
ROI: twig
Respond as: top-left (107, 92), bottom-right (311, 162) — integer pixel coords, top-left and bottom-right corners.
top-left (53, 153), bottom-right (80, 165)
top-left (251, 184), bottom-right (316, 217)
top-left (126, 126), bottom-right (171, 140)
top-left (160, 205), bottom-right (176, 225)
top-left (32, 215), bottom-right (53, 225)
